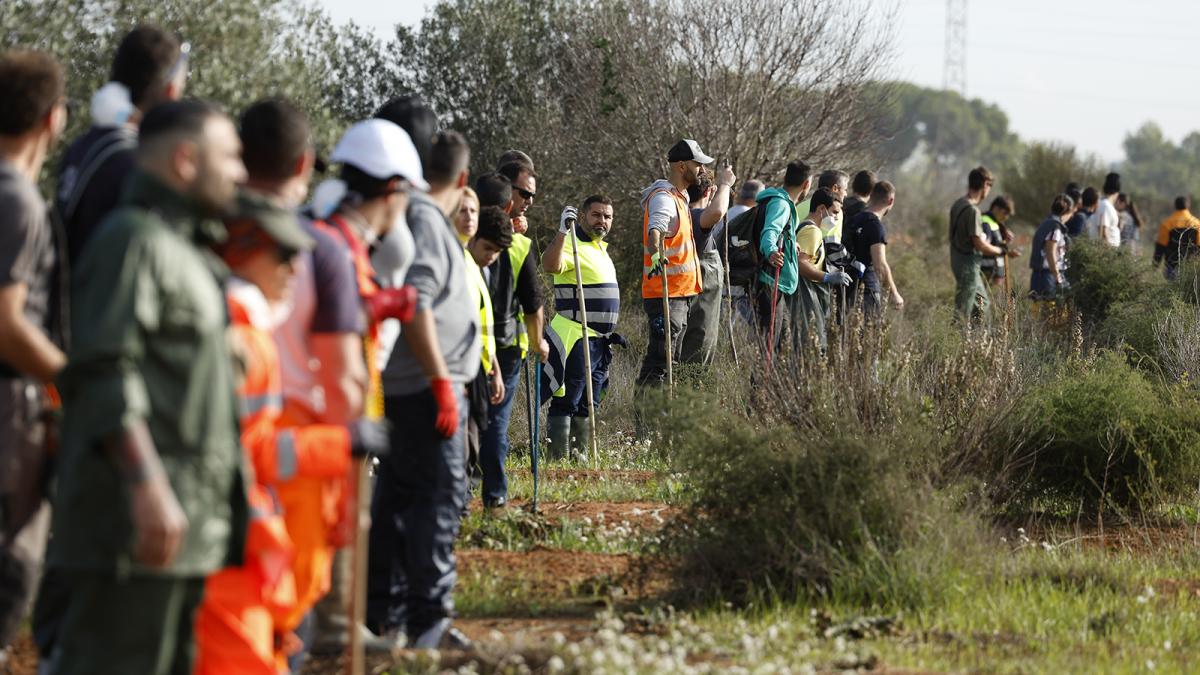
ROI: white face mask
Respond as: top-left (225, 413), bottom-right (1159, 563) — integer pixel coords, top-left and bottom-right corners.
top-left (822, 215), bottom-right (838, 231)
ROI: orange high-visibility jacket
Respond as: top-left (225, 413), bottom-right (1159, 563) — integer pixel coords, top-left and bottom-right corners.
top-left (641, 187), bottom-right (702, 299)
top-left (197, 289), bottom-right (354, 674)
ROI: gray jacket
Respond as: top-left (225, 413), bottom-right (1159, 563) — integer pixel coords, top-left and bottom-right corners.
top-left (382, 191), bottom-right (481, 395)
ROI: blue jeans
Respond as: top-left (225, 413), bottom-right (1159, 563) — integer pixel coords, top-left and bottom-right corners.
top-left (548, 337), bottom-right (611, 418)
top-left (366, 385), bottom-right (467, 637)
top-left (479, 347), bottom-right (524, 504)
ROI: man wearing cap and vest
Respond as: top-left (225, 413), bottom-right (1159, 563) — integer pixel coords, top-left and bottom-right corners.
top-left (195, 193), bottom-right (389, 675)
top-left (637, 139), bottom-right (711, 389)
top-left (479, 158), bottom-right (547, 510)
top-left (541, 195), bottom-right (624, 460)
top-left (284, 118), bottom-right (424, 664)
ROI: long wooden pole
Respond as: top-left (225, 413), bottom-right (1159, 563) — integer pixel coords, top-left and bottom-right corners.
top-left (568, 218), bottom-right (601, 468)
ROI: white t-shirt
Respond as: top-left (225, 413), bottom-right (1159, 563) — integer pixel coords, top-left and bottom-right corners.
top-left (1096, 198), bottom-right (1121, 247)
top-left (726, 204), bottom-right (751, 222)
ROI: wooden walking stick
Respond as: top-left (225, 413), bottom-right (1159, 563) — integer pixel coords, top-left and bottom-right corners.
top-left (348, 456), bottom-right (370, 675)
top-left (567, 214), bottom-right (601, 468)
top-left (659, 252), bottom-right (674, 392)
top-left (721, 213), bottom-right (739, 366)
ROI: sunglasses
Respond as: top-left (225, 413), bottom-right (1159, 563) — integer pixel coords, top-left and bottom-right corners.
top-left (274, 243), bottom-right (300, 263)
top-left (515, 187), bottom-right (536, 201)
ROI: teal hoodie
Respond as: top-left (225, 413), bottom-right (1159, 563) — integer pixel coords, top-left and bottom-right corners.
top-left (756, 187), bottom-right (799, 294)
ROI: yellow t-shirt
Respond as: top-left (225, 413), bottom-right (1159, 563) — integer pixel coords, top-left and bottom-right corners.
top-left (796, 221), bottom-right (825, 270)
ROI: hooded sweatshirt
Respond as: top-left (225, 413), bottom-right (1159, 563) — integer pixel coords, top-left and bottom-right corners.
top-left (756, 187), bottom-right (799, 295)
top-left (641, 179), bottom-right (687, 238)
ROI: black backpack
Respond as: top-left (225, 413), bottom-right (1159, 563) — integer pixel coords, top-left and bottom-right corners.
top-left (717, 195), bottom-right (788, 287)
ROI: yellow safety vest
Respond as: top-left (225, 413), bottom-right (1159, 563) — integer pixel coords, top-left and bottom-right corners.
top-left (508, 233), bottom-right (533, 357)
top-left (465, 249), bottom-right (494, 374)
top-left (543, 231), bottom-right (619, 397)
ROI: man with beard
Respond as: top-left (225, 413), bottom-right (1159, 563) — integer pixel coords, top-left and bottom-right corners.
top-left (49, 99), bottom-right (249, 674)
top-left (637, 139), bottom-right (711, 390)
top-left (541, 195), bottom-right (622, 460)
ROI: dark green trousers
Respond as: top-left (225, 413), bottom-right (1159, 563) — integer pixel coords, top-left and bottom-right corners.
top-left (951, 248), bottom-right (990, 323)
top-left (50, 572), bottom-right (204, 675)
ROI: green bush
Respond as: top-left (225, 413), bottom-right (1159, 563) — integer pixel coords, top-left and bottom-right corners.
top-left (1066, 239), bottom-right (1167, 324)
top-left (1097, 295), bottom-right (1191, 369)
top-left (1005, 351), bottom-right (1200, 513)
top-left (660, 391), bottom-right (990, 609)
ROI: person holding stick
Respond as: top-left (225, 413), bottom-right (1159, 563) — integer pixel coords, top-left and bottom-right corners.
top-left (541, 196), bottom-right (624, 462)
top-left (636, 140), bottom-right (710, 394)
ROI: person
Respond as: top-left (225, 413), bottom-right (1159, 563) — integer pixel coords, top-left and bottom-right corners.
top-left (480, 156), bottom-right (547, 511)
top-left (1030, 194), bottom-right (1073, 302)
top-left (368, 125), bottom-right (479, 650)
top-left (726, 179), bottom-right (762, 222)
top-left (303, 119), bottom-right (427, 658)
top-left (791, 187), bottom-right (853, 352)
top-left (845, 181), bottom-right (903, 318)
top-left (238, 100), bottom-right (383, 662)
top-left (55, 25), bottom-right (188, 266)
top-left (0, 49), bottom-right (67, 659)
top-left (498, 159), bottom-right (537, 238)
top-left (754, 161), bottom-right (812, 350)
top-left (1117, 192), bottom-right (1143, 256)
top-left (723, 179), bottom-right (762, 323)
top-left (48, 99), bottom-right (247, 675)
top-left (679, 163), bottom-right (736, 365)
top-left (948, 166), bottom-right (1009, 323)
top-left (794, 170), bottom-right (849, 331)
top-left (194, 194), bottom-right (388, 675)
top-left (1095, 172), bottom-right (1122, 247)
top-left (842, 169), bottom-right (875, 224)
top-left (541, 195), bottom-right (623, 461)
top-left (1069, 187), bottom-right (1097, 239)
top-left (978, 195), bottom-right (1015, 288)
top-left (1155, 196), bottom-right (1200, 279)
top-left (637, 139), bottom-right (711, 389)
top-left (461, 199), bottom-right (506, 512)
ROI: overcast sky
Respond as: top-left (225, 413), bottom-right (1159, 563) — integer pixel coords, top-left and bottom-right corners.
top-left (319, 0), bottom-right (1200, 164)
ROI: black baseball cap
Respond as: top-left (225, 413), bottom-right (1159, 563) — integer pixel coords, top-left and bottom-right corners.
top-left (667, 139), bottom-right (714, 165)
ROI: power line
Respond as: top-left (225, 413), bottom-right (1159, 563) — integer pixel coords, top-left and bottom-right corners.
top-left (943, 0), bottom-right (968, 96)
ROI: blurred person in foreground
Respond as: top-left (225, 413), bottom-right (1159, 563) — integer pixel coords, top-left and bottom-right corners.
top-left (0, 48), bottom-right (67, 662)
top-left (49, 99), bottom-right (248, 675)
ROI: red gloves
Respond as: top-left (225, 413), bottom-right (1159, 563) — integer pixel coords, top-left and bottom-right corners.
top-left (430, 377), bottom-right (460, 439)
top-left (365, 286), bottom-right (418, 324)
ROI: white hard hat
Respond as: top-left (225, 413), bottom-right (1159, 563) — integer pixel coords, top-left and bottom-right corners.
top-left (331, 119), bottom-right (430, 192)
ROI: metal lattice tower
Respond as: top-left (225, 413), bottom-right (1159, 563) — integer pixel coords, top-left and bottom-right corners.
top-left (943, 0), bottom-right (968, 96)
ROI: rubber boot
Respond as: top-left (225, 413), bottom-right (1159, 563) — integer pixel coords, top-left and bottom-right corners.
top-left (570, 416), bottom-right (592, 463)
top-left (547, 415), bottom-right (571, 462)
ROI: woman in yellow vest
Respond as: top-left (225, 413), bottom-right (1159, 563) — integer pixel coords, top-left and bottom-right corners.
top-left (456, 198), bottom-right (510, 475)
top-left (637, 140), bottom-right (711, 389)
top-left (541, 196), bottom-right (626, 460)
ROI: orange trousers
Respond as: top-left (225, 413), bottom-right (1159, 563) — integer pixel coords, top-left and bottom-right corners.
top-left (195, 569), bottom-right (287, 675)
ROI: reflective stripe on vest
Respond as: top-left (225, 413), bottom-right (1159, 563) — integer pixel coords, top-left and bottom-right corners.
top-left (553, 231), bottom-right (620, 334)
top-left (641, 188), bottom-right (702, 299)
top-left (508, 233), bottom-right (533, 356)
top-left (277, 429), bottom-right (299, 481)
top-left (465, 249), bottom-right (495, 373)
top-left (239, 392), bottom-right (284, 418)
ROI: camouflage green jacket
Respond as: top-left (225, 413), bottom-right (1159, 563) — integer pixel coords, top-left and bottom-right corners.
top-left (51, 171), bottom-right (247, 577)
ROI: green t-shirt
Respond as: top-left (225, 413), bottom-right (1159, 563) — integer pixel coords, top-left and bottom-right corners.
top-left (949, 196), bottom-right (983, 256)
